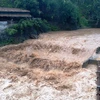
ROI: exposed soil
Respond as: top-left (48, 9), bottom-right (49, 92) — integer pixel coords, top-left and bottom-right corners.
top-left (0, 28), bottom-right (100, 100)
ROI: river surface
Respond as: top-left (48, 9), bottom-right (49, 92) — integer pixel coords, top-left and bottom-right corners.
top-left (0, 28), bottom-right (99, 100)
top-left (0, 21), bottom-right (7, 32)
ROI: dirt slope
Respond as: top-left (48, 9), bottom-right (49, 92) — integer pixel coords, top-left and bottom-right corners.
top-left (0, 28), bottom-right (100, 100)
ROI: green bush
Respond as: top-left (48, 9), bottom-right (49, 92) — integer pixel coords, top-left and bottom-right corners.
top-left (5, 19), bottom-right (52, 37)
top-left (6, 28), bottom-right (18, 35)
top-left (0, 19), bottom-right (56, 47)
top-left (80, 17), bottom-right (89, 27)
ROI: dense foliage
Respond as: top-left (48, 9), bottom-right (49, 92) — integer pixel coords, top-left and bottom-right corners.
top-left (0, 0), bottom-right (100, 28)
top-left (0, 19), bottom-right (55, 46)
top-left (71, 0), bottom-right (100, 27)
top-left (0, 0), bottom-right (100, 46)
top-left (6, 19), bottom-right (52, 36)
top-left (0, 0), bottom-right (81, 29)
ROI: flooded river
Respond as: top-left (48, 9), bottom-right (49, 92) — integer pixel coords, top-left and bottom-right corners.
top-left (0, 21), bottom-right (7, 32)
top-left (0, 28), bottom-right (99, 100)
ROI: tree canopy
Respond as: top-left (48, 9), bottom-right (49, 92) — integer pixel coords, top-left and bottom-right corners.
top-left (0, 0), bottom-right (100, 29)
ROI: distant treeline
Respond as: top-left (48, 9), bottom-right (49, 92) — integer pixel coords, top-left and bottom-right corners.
top-left (0, 0), bottom-right (100, 29)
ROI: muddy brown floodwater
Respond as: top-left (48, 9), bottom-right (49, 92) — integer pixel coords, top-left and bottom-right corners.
top-left (0, 28), bottom-right (100, 100)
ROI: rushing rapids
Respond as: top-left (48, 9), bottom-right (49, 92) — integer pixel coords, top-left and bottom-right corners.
top-left (0, 28), bottom-right (100, 100)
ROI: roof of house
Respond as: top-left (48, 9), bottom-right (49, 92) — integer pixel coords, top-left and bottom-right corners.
top-left (0, 7), bottom-right (30, 12)
top-left (0, 7), bottom-right (31, 18)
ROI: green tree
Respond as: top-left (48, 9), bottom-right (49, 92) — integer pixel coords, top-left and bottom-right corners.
top-left (58, 0), bottom-right (80, 29)
top-left (0, 0), bottom-right (12, 7)
top-left (11, 0), bottom-right (39, 17)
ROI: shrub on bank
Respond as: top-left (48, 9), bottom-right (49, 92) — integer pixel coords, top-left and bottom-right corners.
top-left (6, 19), bottom-right (52, 36)
top-left (0, 19), bottom-right (58, 46)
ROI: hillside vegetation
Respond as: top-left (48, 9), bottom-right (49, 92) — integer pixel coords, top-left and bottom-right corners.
top-left (0, 0), bottom-right (100, 45)
top-left (0, 0), bottom-right (100, 29)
